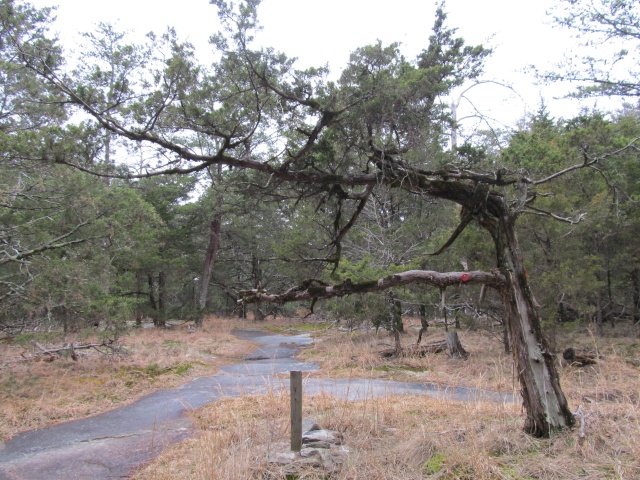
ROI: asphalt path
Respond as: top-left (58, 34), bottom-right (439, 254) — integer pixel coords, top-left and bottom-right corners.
top-left (0, 329), bottom-right (515, 479)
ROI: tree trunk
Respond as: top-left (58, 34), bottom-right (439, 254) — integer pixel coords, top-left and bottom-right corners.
top-left (595, 294), bottom-right (604, 338)
top-left (135, 273), bottom-right (143, 326)
top-left (252, 254), bottom-right (264, 321)
top-left (103, 133), bottom-right (112, 186)
top-left (440, 288), bottom-right (448, 332)
top-left (158, 271), bottom-right (166, 311)
top-left (148, 274), bottom-right (157, 311)
top-left (156, 271), bottom-right (166, 327)
top-left (446, 330), bottom-right (468, 358)
top-left (417, 303), bottom-right (429, 345)
top-left (197, 211), bottom-right (223, 322)
top-left (392, 326), bottom-right (402, 355)
top-left (631, 267), bottom-right (639, 325)
top-left (606, 265), bottom-right (614, 328)
top-left (488, 213), bottom-right (575, 437)
top-left (390, 293), bottom-right (404, 333)
top-left (198, 213), bottom-right (223, 307)
top-left (502, 318), bottom-right (510, 354)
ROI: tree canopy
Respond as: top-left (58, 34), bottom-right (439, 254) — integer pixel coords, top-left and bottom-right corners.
top-left (547, 0), bottom-right (640, 97)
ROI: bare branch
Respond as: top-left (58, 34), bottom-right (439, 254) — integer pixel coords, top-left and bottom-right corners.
top-left (239, 269), bottom-right (505, 305)
top-left (524, 205), bottom-right (586, 224)
top-left (533, 138), bottom-right (640, 186)
top-left (0, 218), bottom-right (95, 265)
top-left (427, 212), bottom-right (474, 256)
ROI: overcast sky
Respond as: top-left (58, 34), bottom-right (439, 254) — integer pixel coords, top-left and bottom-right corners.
top-left (30, 0), bottom-right (623, 133)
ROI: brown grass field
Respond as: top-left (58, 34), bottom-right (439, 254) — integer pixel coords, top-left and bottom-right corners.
top-left (0, 316), bottom-right (255, 441)
top-left (2, 315), bottom-right (639, 479)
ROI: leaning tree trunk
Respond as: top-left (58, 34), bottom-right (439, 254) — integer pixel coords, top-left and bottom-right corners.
top-left (197, 211), bottom-right (223, 322)
top-left (488, 212), bottom-right (575, 437)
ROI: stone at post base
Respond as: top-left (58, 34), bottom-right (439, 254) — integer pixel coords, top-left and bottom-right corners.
top-left (265, 422), bottom-right (349, 476)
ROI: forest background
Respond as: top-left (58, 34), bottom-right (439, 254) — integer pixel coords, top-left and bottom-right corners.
top-left (1, 0), bottom-right (639, 439)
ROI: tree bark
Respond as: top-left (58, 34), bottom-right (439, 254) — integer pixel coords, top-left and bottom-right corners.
top-left (487, 212), bottom-right (575, 437)
top-left (595, 294), bottom-right (604, 338)
top-left (631, 267), bottom-right (639, 325)
top-left (239, 269), bottom-right (505, 304)
top-left (606, 265), bottom-right (614, 328)
top-left (446, 330), bottom-right (468, 358)
top-left (156, 271), bottom-right (166, 327)
top-left (135, 273), bottom-right (143, 326)
top-left (390, 293), bottom-right (404, 333)
top-left (197, 211), bottom-right (223, 317)
top-left (388, 293), bottom-right (404, 354)
top-left (148, 274), bottom-right (157, 311)
top-left (440, 287), bottom-right (448, 332)
top-left (502, 318), bottom-right (510, 354)
top-left (252, 254), bottom-right (264, 321)
top-left (392, 326), bottom-right (402, 355)
top-left (417, 303), bottom-right (429, 345)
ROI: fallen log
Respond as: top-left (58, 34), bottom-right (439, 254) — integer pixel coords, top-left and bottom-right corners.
top-left (379, 339), bottom-right (448, 358)
top-left (562, 348), bottom-right (598, 367)
top-left (22, 340), bottom-right (119, 362)
top-left (379, 331), bottom-right (469, 359)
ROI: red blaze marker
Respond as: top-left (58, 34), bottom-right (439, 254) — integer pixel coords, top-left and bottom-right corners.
top-left (461, 273), bottom-right (470, 282)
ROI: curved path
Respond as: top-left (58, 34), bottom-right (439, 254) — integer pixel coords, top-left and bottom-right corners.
top-left (0, 330), bottom-right (515, 479)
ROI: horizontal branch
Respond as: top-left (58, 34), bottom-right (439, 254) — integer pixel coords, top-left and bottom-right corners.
top-left (0, 217), bottom-right (96, 265)
top-left (239, 269), bottom-right (506, 305)
top-left (524, 205), bottom-right (587, 224)
top-left (532, 138), bottom-right (640, 186)
top-left (22, 340), bottom-right (120, 362)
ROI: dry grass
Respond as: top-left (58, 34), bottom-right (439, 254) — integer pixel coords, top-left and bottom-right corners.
top-left (297, 320), bottom-right (517, 395)
top-left (133, 320), bottom-right (640, 480)
top-left (133, 388), bottom-right (640, 479)
top-left (0, 315), bottom-right (256, 440)
top-left (2, 313), bottom-right (639, 479)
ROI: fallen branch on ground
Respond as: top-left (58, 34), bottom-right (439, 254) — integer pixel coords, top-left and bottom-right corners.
top-left (563, 348), bottom-right (598, 367)
top-left (379, 331), bottom-right (469, 359)
top-left (379, 339), bottom-right (448, 357)
top-left (21, 340), bottom-right (120, 362)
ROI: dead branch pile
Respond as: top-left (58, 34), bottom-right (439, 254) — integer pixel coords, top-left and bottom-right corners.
top-left (379, 339), bottom-right (448, 358)
top-left (21, 339), bottom-right (121, 362)
top-left (379, 331), bottom-right (469, 359)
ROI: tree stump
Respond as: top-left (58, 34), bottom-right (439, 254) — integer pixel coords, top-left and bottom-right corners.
top-left (446, 330), bottom-right (468, 359)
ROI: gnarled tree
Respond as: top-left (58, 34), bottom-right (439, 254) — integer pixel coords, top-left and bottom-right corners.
top-left (5, 0), bottom-right (584, 436)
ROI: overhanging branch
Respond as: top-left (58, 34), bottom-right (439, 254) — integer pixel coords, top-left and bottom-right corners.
top-left (238, 269), bottom-right (505, 305)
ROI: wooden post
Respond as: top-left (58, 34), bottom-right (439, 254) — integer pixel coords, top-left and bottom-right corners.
top-left (290, 370), bottom-right (302, 452)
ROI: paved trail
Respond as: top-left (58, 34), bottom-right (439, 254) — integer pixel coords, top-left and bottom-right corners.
top-left (0, 330), bottom-right (515, 479)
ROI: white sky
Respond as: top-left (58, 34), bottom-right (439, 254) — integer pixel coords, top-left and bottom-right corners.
top-left (30, 0), bottom-right (624, 134)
